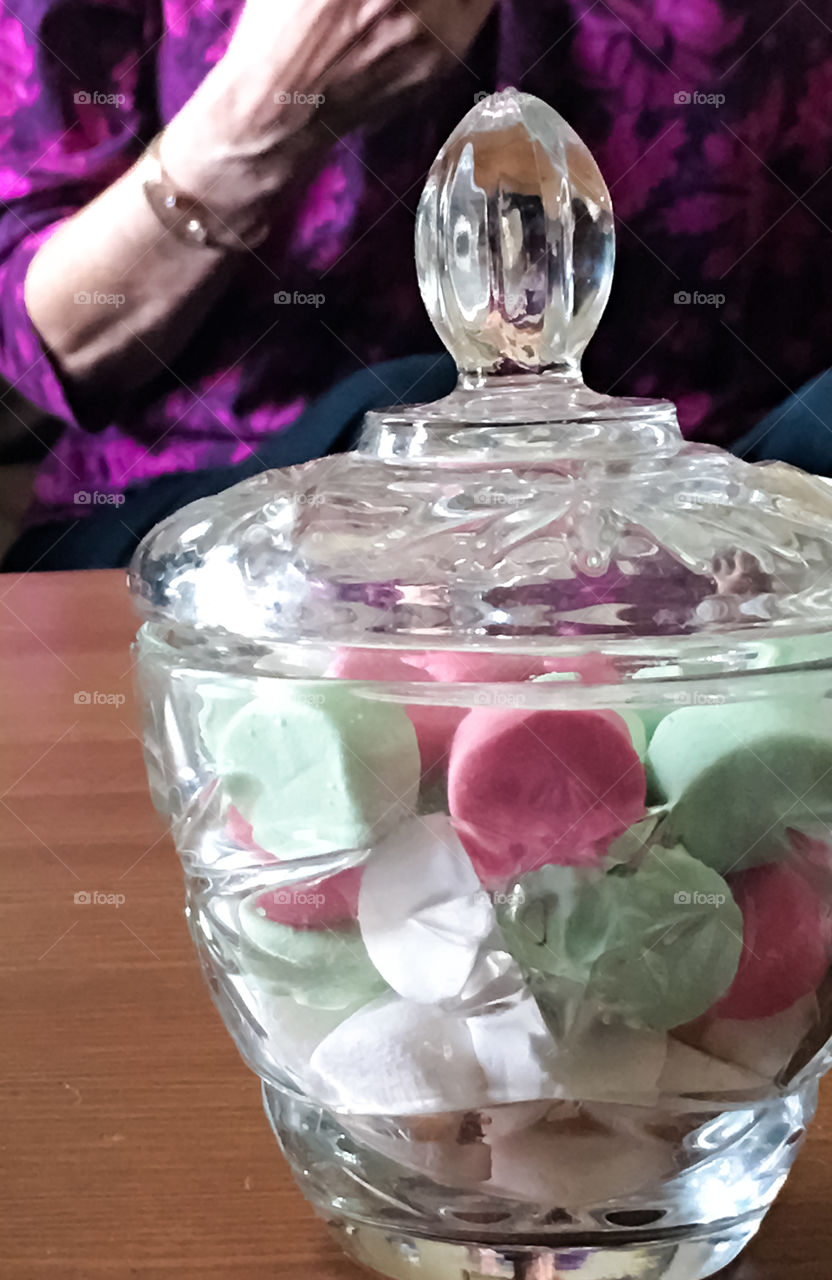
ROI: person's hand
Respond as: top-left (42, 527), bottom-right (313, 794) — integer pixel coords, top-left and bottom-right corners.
top-left (161, 0), bottom-right (494, 239)
top-left (218, 0), bottom-right (495, 144)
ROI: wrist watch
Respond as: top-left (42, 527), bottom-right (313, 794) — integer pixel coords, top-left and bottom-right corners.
top-left (140, 133), bottom-right (269, 251)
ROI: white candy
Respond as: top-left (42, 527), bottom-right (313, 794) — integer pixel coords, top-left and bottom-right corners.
top-left (694, 994), bottom-right (819, 1081)
top-left (309, 995), bottom-right (488, 1114)
top-left (659, 1039), bottom-right (769, 1101)
top-left (251, 991), bottom-right (360, 1077)
top-left (358, 813), bottom-right (496, 1003)
top-left (467, 991), bottom-right (559, 1105)
top-left (488, 1110), bottom-right (674, 1207)
top-left (553, 1017), bottom-right (668, 1106)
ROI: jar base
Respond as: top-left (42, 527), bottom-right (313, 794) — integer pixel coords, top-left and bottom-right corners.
top-left (327, 1216), bottom-right (760, 1280)
top-left (263, 1079), bottom-right (817, 1280)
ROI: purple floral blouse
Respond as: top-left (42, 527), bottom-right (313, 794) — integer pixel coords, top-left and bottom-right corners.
top-left (2, 0), bottom-right (832, 525)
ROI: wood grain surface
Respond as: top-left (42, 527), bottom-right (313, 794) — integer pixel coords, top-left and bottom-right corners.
top-left (1, 569), bottom-right (830, 1279)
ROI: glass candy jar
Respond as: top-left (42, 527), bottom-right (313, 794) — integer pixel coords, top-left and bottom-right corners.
top-left (130, 90), bottom-right (832, 1280)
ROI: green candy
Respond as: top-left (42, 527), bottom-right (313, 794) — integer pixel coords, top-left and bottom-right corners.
top-left (238, 894), bottom-right (386, 1010)
top-left (497, 845), bottom-right (743, 1031)
top-left (206, 680), bottom-right (421, 856)
top-left (647, 700), bottom-right (832, 872)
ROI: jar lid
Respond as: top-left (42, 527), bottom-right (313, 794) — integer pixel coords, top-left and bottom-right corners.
top-left (129, 89), bottom-right (832, 656)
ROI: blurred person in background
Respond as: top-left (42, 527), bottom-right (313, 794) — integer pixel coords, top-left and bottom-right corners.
top-left (1, 0), bottom-right (832, 570)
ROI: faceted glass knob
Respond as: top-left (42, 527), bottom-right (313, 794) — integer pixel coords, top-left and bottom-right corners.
top-left (416, 88), bottom-right (614, 379)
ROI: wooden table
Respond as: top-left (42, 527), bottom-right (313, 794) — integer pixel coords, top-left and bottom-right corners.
top-left (1, 569), bottom-right (830, 1279)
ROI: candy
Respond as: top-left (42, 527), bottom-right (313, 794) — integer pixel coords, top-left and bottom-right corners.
top-left (252, 994), bottom-right (363, 1085)
top-left (657, 1039), bottom-right (768, 1099)
top-left (714, 864), bottom-right (830, 1020)
top-left (414, 652), bottom-right (552, 682)
top-left (327, 647), bottom-right (464, 775)
top-left (358, 814), bottom-right (496, 1002)
top-left (309, 996), bottom-right (489, 1114)
top-left (681, 993), bottom-right (819, 1081)
top-left (498, 846), bottom-right (743, 1031)
top-left (309, 984), bottom-right (562, 1115)
top-left (213, 680), bottom-right (420, 856)
top-left (487, 1105), bottom-right (674, 1207)
top-left (238, 891), bottom-right (386, 1010)
top-left (327, 648), bottom-right (428, 681)
top-left (465, 991), bottom-right (561, 1106)
top-left (448, 708), bottom-right (646, 882)
top-left (225, 805), bottom-right (275, 862)
top-left (534, 673), bottom-right (647, 758)
top-left (647, 700), bottom-right (832, 872)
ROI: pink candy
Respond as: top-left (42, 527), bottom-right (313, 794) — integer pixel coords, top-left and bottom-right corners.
top-left (327, 648), bottom-right (620, 778)
top-left (448, 708), bottom-right (646, 884)
top-left (715, 863), bottom-right (831, 1021)
top-left (253, 867), bottom-right (364, 930)
top-left (326, 647), bottom-right (464, 775)
top-left (226, 805), bottom-right (275, 862)
top-left (227, 806), bottom-right (362, 928)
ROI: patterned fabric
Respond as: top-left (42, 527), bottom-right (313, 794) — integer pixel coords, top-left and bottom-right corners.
top-left (2, 0), bottom-right (832, 524)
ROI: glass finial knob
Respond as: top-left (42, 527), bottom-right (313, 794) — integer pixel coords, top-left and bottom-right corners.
top-left (416, 88), bottom-right (614, 379)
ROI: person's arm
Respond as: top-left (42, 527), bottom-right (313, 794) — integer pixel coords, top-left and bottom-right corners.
top-left (22, 0), bottom-right (494, 405)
